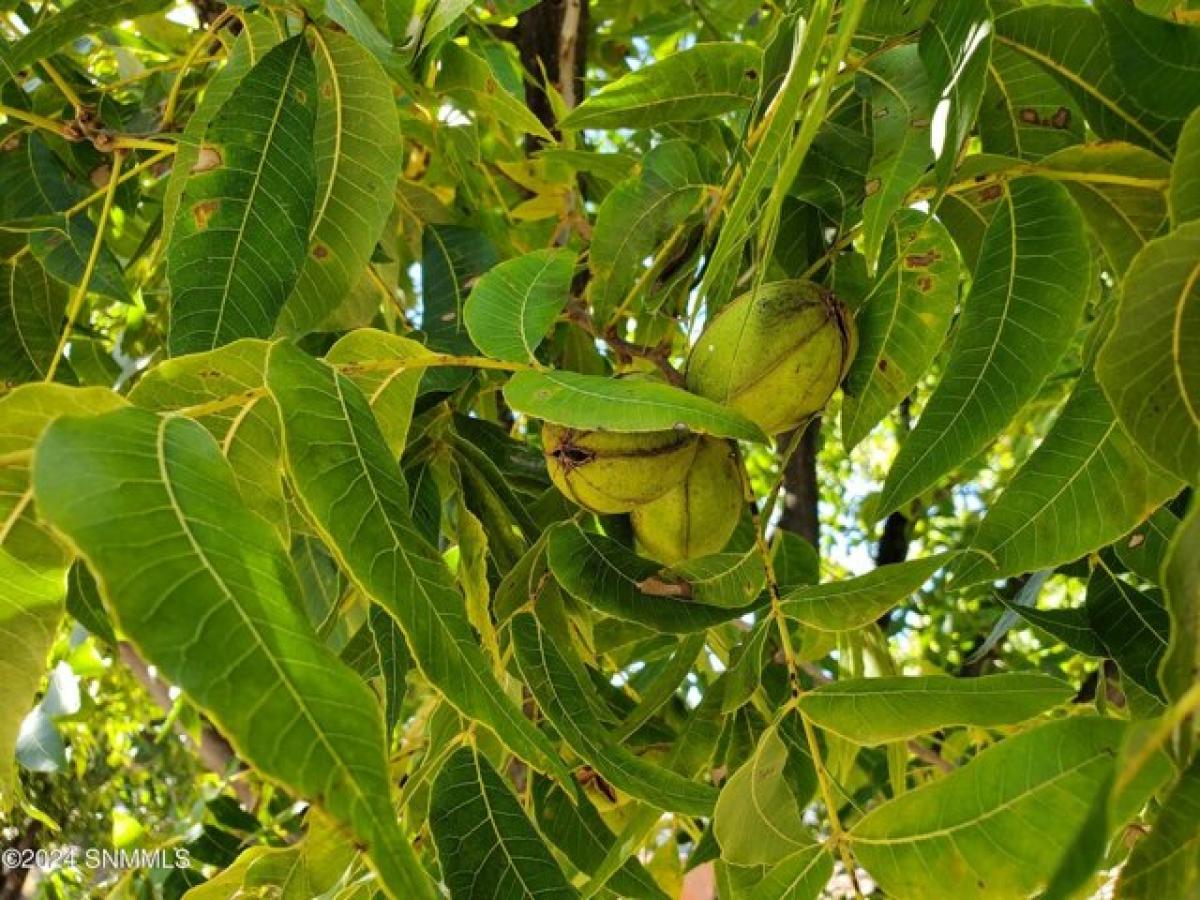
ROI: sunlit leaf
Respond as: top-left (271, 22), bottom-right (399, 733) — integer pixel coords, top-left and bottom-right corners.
top-left (878, 177), bottom-right (1091, 517)
top-left (713, 722), bottom-right (813, 867)
top-left (796, 673), bottom-right (1074, 746)
top-left (849, 717), bottom-right (1130, 900)
top-left (32, 406), bottom-right (435, 899)
top-left (780, 553), bottom-right (954, 631)
top-left (504, 370), bottom-right (767, 442)
top-left (464, 248), bottom-right (576, 363)
top-left (560, 43), bottom-right (761, 130)
top-left (276, 26), bottom-right (404, 336)
top-left (264, 342), bottom-right (571, 783)
top-left (1097, 220), bottom-right (1200, 483)
top-left (957, 372), bottom-right (1180, 586)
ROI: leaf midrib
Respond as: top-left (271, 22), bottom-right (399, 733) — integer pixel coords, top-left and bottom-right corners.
top-left (211, 39), bottom-right (304, 349)
top-left (150, 416), bottom-right (388, 851)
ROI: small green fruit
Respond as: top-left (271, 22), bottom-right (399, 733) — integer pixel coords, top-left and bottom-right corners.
top-left (686, 281), bottom-right (856, 435)
top-left (631, 437), bottom-right (742, 565)
top-left (542, 423), bottom-right (698, 514)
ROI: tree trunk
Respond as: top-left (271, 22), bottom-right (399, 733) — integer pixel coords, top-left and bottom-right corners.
top-left (779, 418), bottom-right (821, 547)
top-left (515, 0), bottom-right (588, 147)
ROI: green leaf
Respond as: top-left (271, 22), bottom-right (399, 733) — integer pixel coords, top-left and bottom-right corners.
top-left (743, 845), bottom-right (832, 900)
top-left (0, 0), bottom-right (171, 90)
top-left (504, 370), bottom-right (767, 443)
top-left (560, 43), bottom-right (761, 131)
top-left (0, 254), bottom-right (66, 383)
top-left (264, 341), bottom-right (571, 783)
top-left (325, 328), bottom-right (430, 458)
top-left (849, 717), bottom-right (1129, 900)
top-left (1160, 500), bottom-right (1200, 704)
top-left (1117, 756), bottom-right (1200, 900)
top-left (464, 249), bottom-right (576, 364)
top-left (0, 135), bottom-right (127, 300)
top-left (1086, 568), bottom-right (1169, 701)
top-left (713, 723), bottom-right (813, 867)
top-left (997, 595), bottom-right (1107, 658)
top-left (587, 141), bottom-right (711, 323)
top-left (546, 522), bottom-right (763, 634)
top-left (436, 42), bottom-right (553, 141)
top-left (878, 177), bottom-right (1091, 517)
top-left (367, 604), bottom-right (409, 738)
top-left (32, 406), bottom-right (434, 900)
top-left (276, 26), bottom-right (404, 337)
top-left (1116, 507), bottom-right (1180, 585)
top-left (1172, 108), bottom-right (1200, 228)
top-left (1096, 0), bottom-right (1200, 121)
top-left (1097, 220), bottom-right (1200, 483)
top-left (1038, 142), bottom-right (1170, 276)
top-left (65, 562), bottom-right (114, 646)
top-left (430, 746), bottom-right (577, 900)
top-left (0, 383), bottom-right (126, 570)
top-left (978, 41), bottom-right (1084, 161)
top-left (669, 550), bottom-right (766, 610)
top-left (167, 36), bottom-right (317, 355)
top-left (993, 6), bottom-right (1179, 157)
top-left (840, 210), bottom-right (959, 451)
top-left (699, 9), bottom-right (835, 308)
top-left (856, 44), bottom-right (934, 271)
top-left (184, 808), bottom-right (356, 900)
top-left (531, 777), bottom-right (669, 900)
top-left (956, 372), bottom-right (1180, 586)
top-left (163, 16), bottom-right (286, 250)
top-left (796, 672), bottom-right (1074, 746)
top-left (919, 0), bottom-right (992, 192)
top-left (512, 608), bottom-right (719, 816)
top-left (421, 224), bottom-right (500, 354)
top-left (0, 547), bottom-right (65, 806)
top-left (129, 339), bottom-right (285, 530)
top-left (779, 553), bottom-right (954, 631)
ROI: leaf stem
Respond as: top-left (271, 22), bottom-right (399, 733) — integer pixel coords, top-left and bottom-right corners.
top-left (45, 150), bottom-right (126, 383)
top-left (0, 104), bottom-right (69, 137)
top-left (161, 7), bottom-right (241, 129)
top-left (65, 150), bottom-right (171, 217)
top-left (40, 60), bottom-right (86, 113)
